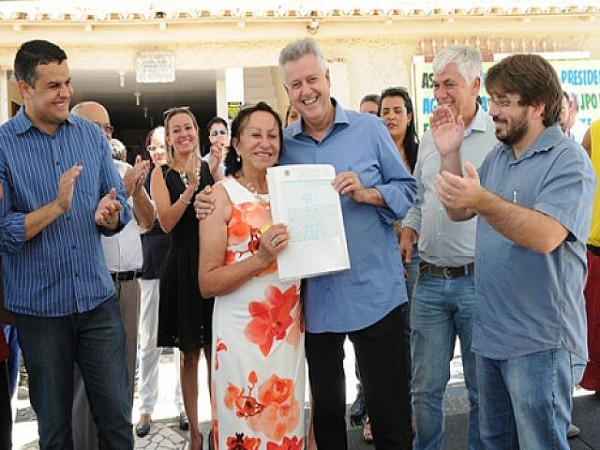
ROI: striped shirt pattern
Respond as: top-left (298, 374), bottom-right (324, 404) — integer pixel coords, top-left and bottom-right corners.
top-left (0, 108), bottom-right (131, 317)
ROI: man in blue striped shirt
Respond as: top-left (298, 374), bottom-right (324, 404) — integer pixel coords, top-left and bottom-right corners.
top-left (0, 40), bottom-right (134, 448)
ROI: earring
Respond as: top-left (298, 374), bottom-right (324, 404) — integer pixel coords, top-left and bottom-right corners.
top-left (236, 154), bottom-right (241, 162)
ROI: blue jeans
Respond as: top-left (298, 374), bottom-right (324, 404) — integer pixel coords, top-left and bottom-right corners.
top-left (15, 296), bottom-right (133, 450)
top-left (410, 273), bottom-right (479, 450)
top-left (2, 324), bottom-right (19, 397)
top-left (477, 348), bottom-right (575, 449)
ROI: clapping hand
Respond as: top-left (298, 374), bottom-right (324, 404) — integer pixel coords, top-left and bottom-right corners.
top-left (184, 153), bottom-right (200, 190)
top-left (430, 105), bottom-right (465, 157)
top-left (123, 155), bottom-right (150, 198)
top-left (194, 185), bottom-right (215, 220)
top-left (56, 165), bottom-right (83, 213)
top-left (94, 188), bottom-right (123, 229)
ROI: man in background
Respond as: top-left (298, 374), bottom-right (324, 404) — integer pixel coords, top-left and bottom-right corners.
top-left (359, 93), bottom-right (380, 115)
top-left (70, 101), bottom-right (153, 448)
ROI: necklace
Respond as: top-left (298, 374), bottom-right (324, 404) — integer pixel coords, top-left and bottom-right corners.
top-left (179, 166), bottom-right (201, 189)
top-left (237, 174), bottom-right (269, 208)
top-left (246, 182), bottom-right (269, 204)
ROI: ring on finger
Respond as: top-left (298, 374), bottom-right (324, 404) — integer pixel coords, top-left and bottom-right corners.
top-left (271, 238), bottom-right (280, 247)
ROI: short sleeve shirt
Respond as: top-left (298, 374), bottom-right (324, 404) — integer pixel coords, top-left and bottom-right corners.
top-left (473, 124), bottom-right (595, 360)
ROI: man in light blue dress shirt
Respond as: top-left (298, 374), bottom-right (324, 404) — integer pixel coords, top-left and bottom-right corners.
top-left (0, 40), bottom-right (133, 448)
top-left (402, 46), bottom-right (496, 450)
top-left (278, 38), bottom-right (417, 450)
top-left (434, 54), bottom-right (595, 449)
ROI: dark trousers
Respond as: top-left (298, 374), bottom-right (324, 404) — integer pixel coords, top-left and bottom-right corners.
top-left (0, 360), bottom-right (12, 450)
top-left (15, 296), bottom-right (133, 450)
top-left (306, 306), bottom-right (411, 450)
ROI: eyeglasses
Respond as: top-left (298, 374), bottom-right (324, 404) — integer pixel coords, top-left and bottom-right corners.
top-left (163, 106), bottom-right (191, 120)
top-left (147, 144), bottom-right (166, 153)
top-left (209, 129), bottom-right (228, 137)
top-left (94, 122), bottom-right (114, 134)
top-left (490, 97), bottom-right (521, 109)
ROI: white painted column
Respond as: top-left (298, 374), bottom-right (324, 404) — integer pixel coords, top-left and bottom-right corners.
top-left (215, 70), bottom-right (227, 121)
top-left (0, 70), bottom-right (9, 123)
top-left (225, 67), bottom-right (244, 120)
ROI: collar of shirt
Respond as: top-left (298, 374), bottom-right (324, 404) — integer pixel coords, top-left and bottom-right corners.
top-left (464, 103), bottom-right (488, 137)
top-left (13, 106), bottom-right (75, 136)
top-left (289, 98), bottom-right (349, 141)
top-left (501, 123), bottom-right (563, 164)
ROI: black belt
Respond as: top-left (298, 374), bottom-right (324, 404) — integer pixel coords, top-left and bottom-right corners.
top-left (110, 271), bottom-right (140, 282)
top-left (418, 262), bottom-right (474, 279)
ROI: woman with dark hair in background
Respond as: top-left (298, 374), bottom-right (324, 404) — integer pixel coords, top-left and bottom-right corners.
top-left (150, 107), bottom-right (222, 449)
top-left (284, 104), bottom-right (300, 128)
top-left (199, 102), bottom-right (305, 449)
top-left (354, 87), bottom-right (421, 443)
top-left (380, 87), bottom-right (419, 174)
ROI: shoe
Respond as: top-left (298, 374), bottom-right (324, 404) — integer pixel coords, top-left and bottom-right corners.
top-left (135, 422), bottom-right (151, 437)
top-left (567, 423), bottom-right (580, 438)
top-left (208, 429), bottom-right (214, 450)
top-left (350, 391), bottom-right (367, 426)
top-left (363, 419), bottom-right (374, 444)
top-left (179, 414), bottom-right (189, 431)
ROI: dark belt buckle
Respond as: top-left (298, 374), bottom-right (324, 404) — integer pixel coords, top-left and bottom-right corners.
top-left (443, 267), bottom-right (453, 279)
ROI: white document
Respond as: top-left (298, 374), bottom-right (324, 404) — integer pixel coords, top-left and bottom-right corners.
top-left (267, 164), bottom-right (351, 281)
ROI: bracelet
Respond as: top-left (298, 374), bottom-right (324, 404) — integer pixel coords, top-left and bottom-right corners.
top-left (179, 193), bottom-right (191, 205)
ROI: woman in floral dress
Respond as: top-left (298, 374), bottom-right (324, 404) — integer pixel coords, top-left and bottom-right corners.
top-left (199, 102), bottom-right (304, 450)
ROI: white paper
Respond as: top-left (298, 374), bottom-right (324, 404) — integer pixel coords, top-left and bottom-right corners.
top-left (267, 164), bottom-right (351, 281)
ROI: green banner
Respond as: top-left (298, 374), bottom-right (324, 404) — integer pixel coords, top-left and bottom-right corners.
top-left (413, 59), bottom-right (600, 138)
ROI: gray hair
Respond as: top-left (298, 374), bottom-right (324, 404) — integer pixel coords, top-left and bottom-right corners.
top-left (565, 90), bottom-right (580, 112)
top-left (432, 46), bottom-right (482, 84)
top-left (279, 38), bottom-right (328, 85)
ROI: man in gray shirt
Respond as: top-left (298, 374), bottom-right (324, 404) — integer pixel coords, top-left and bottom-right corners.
top-left (401, 46), bottom-right (497, 450)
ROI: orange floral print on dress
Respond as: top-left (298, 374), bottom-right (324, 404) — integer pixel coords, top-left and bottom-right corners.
top-left (285, 305), bottom-right (303, 349)
top-left (224, 371), bottom-right (263, 419)
top-left (248, 374), bottom-right (300, 441)
top-left (215, 337), bottom-right (228, 371)
top-left (226, 432), bottom-right (261, 450)
top-left (244, 285), bottom-right (299, 357)
top-left (228, 207), bottom-right (252, 246)
top-left (240, 202), bottom-right (270, 229)
top-left (224, 372), bottom-right (300, 442)
top-left (225, 202), bottom-right (277, 276)
top-left (266, 436), bottom-right (305, 450)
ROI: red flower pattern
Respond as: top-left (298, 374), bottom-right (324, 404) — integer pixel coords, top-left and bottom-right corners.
top-left (244, 285), bottom-right (299, 357)
top-left (214, 337), bottom-right (228, 371)
top-left (226, 201), bottom-right (276, 276)
top-left (224, 372), bottom-right (301, 442)
top-left (226, 433), bottom-right (261, 450)
top-left (266, 436), bottom-right (305, 450)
